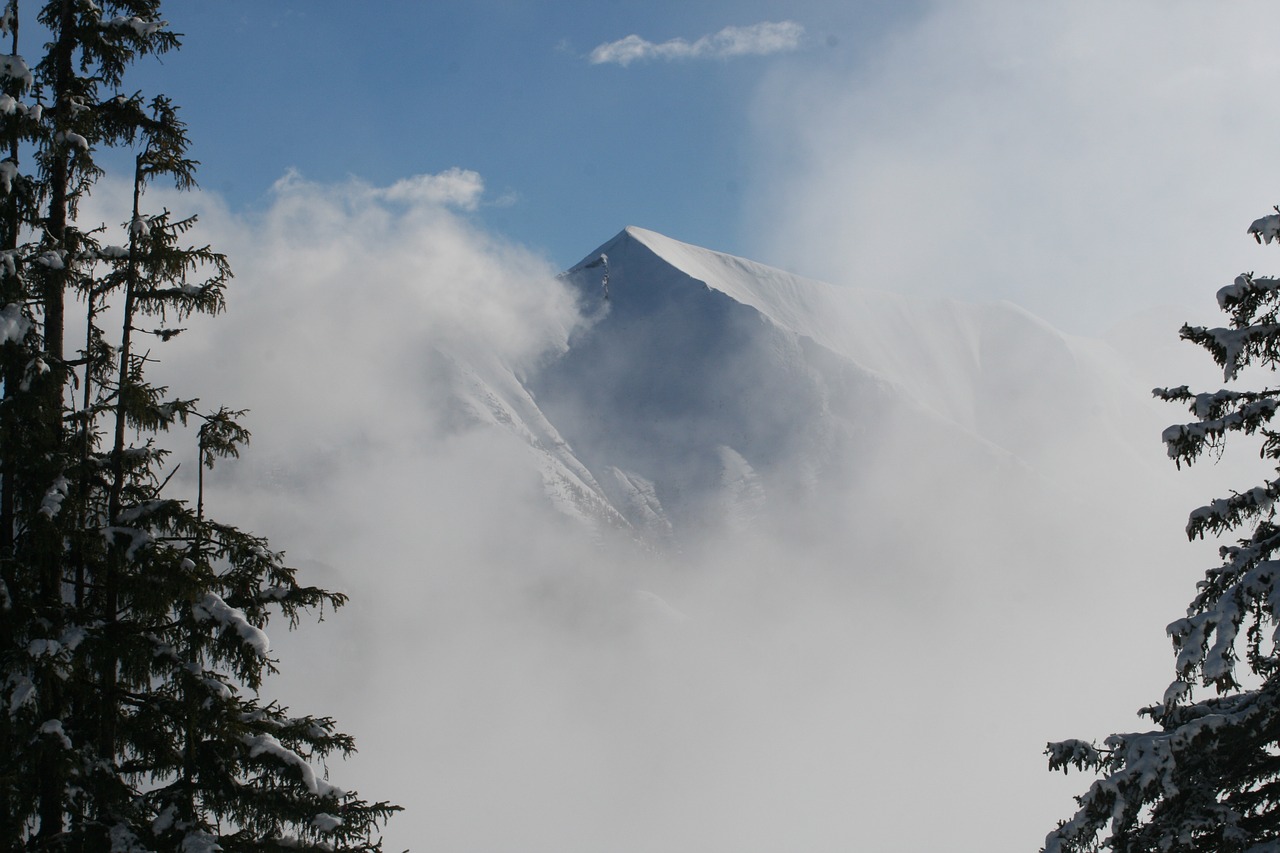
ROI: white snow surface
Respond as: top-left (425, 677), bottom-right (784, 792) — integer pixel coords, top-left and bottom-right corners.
top-left (7, 676), bottom-right (34, 716)
top-left (311, 813), bottom-right (344, 832)
top-left (0, 302), bottom-right (29, 344)
top-left (108, 823), bottom-right (152, 853)
top-left (178, 830), bottom-right (222, 853)
top-left (105, 16), bottom-right (167, 38)
top-left (39, 719), bottom-right (71, 749)
top-left (38, 476), bottom-right (70, 518)
top-left (444, 348), bottom-right (627, 533)
top-left (0, 54), bottom-right (31, 90)
top-left (715, 446), bottom-right (766, 533)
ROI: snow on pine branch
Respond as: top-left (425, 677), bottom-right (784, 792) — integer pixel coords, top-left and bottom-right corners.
top-left (34, 250), bottom-right (64, 270)
top-left (1044, 702), bottom-right (1255, 853)
top-left (1046, 739), bottom-right (1102, 774)
top-left (1249, 213), bottom-right (1280, 245)
top-left (1183, 324), bottom-right (1280, 382)
top-left (105, 824), bottom-right (146, 853)
top-left (38, 476), bottom-right (69, 519)
top-left (1154, 385), bottom-right (1280, 421)
top-left (0, 303), bottom-right (29, 344)
top-left (1216, 272), bottom-right (1280, 310)
top-left (38, 719), bottom-right (72, 750)
top-left (104, 16), bottom-right (167, 38)
top-left (99, 526), bottom-right (152, 562)
top-left (6, 675), bottom-right (34, 717)
top-left (0, 94), bottom-right (40, 124)
top-left (178, 829), bottom-right (222, 853)
top-left (192, 592), bottom-right (270, 658)
top-left (114, 499), bottom-right (176, 525)
top-left (1184, 483), bottom-right (1276, 540)
top-left (95, 244), bottom-right (129, 260)
top-left (54, 130), bottom-right (89, 152)
top-left (0, 53), bottom-right (31, 90)
top-left (1157, 395), bottom-right (1280, 463)
top-left (242, 733), bottom-right (343, 798)
top-left (1166, 557), bottom-right (1280, 688)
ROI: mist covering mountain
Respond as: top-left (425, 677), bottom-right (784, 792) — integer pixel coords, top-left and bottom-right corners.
top-left (453, 225), bottom-right (1183, 559)
top-left (159, 192), bottom-right (1236, 852)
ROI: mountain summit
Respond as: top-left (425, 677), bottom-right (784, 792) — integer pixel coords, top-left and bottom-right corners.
top-left (432, 226), bottom-right (1179, 555)
top-left (497, 227), bottom-right (1165, 552)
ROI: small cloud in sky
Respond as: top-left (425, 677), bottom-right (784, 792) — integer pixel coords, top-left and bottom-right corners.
top-left (377, 167), bottom-right (485, 210)
top-left (270, 166), bottom-right (486, 212)
top-left (589, 21), bottom-right (804, 67)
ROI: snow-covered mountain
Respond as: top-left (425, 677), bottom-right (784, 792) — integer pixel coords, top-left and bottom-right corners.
top-left (444, 225), bottom-right (1180, 554)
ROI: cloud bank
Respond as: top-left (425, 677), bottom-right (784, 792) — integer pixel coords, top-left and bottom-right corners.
top-left (89, 161), bottom-right (1238, 851)
top-left (590, 20), bottom-right (804, 67)
top-left (745, 0), bottom-right (1280, 338)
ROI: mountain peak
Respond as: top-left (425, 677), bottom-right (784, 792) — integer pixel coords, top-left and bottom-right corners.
top-left (556, 227), bottom-right (1160, 489)
top-left (570, 226), bottom-right (853, 341)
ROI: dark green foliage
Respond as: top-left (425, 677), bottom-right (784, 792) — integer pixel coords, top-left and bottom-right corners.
top-left (0, 1), bottom-right (398, 848)
top-left (1045, 212), bottom-right (1280, 853)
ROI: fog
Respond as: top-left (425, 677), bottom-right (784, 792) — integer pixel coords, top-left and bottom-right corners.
top-left (744, 0), bottom-right (1280, 338)
top-left (106, 168), bottom-right (1250, 852)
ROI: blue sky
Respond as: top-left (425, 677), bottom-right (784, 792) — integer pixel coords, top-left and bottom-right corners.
top-left (123, 1), bottom-right (918, 269)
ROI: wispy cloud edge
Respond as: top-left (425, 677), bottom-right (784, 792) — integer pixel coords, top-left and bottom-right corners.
top-left (589, 20), bottom-right (804, 67)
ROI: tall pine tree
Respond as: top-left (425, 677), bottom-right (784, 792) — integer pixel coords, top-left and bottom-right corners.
top-left (0, 2), bottom-right (398, 849)
top-left (1045, 210), bottom-right (1280, 852)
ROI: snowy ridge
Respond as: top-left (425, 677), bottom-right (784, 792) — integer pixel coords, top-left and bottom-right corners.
top-left (573, 227), bottom-right (1165, 479)
top-left (607, 225), bottom-right (991, 428)
top-left (715, 446), bottom-right (766, 534)
top-left (604, 467), bottom-right (675, 546)
top-left (441, 350), bottom-right (630, 535)
top-left (545, 228), bottom-right (1017, 545)
top-left (620, 227), bottom-right (1137, 447)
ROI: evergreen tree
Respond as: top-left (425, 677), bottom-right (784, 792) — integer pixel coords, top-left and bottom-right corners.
top-left (1044, 210), bottom-right (1280, 852)
top-left (0, 2), bottom-right (398, 849)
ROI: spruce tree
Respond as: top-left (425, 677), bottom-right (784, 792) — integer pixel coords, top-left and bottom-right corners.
top-left (0, 2), bottom-right (398, 849)
top-left (1044, 210), bottom-right (1280, 852)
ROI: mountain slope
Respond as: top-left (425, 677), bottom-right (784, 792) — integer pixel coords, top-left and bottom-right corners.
top-left (426, 225), bottom-right (1180, 555)
top-left (609, 226), bottom-right (1155, 479)
top-left (517, 227), bottom-right (1154, 552)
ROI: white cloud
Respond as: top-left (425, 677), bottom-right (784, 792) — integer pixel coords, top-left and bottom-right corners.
top-left (77, 156), bottom-right (1238, 850)
top-left (726, 0), bottom-right (1280, 843)
top-left (744, 0), bottom-right (1280, 337)
top-left (376, 167), bottom-right (485, 210)
top-left (132, 168), bottom-right (1189, 852)
top-left (71, 168), bottom-right (609, 850)
top-left (152, 169), bottom-right (576, 454)
top-left (590, 20), bottom-right (804, 67)
top-left (265, 167), bottom-right (487, 213)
